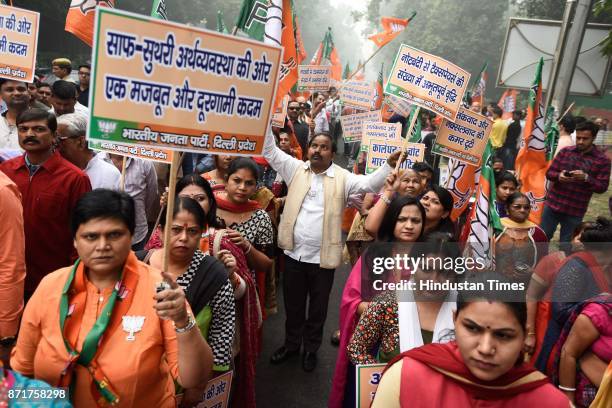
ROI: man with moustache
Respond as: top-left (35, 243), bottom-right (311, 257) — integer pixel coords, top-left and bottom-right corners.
top-left (0, 108), bottom-right (91, 300)
top-left (0, 79), bottom-right (29, 150)
top-left (287, 99), bottom-right (309, 156)
top-left (263, 128), bottom-right (402, 372)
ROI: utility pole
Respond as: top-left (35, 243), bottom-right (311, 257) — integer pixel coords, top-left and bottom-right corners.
top-left (545, 0), bottom-right (576, 113)
top-left (550, 0), bottom-right (593, 115)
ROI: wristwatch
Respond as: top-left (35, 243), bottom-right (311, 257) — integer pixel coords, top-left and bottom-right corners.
top-left (0, 336), bottom-right (16, 347)
top-left (174, 314), bottom-right (197, 334)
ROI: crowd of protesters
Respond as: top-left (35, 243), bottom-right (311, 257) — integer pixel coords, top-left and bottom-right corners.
top-left (0, 55), bottom-right (611, 408)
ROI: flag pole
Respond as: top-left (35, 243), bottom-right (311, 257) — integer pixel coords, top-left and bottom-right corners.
top-left (346, 45), bottom-right (386, 81)
top-left (556, 102), bottom-right (575, 124)
top-left (395, 106), bottom-right (421, 171)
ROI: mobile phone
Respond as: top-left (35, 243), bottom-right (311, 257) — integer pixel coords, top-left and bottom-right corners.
top-left (156, 281), bottom-right (171, 301)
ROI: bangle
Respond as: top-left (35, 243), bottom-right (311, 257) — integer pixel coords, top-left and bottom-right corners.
top-left (558, 385), bottom-right (576, 392)
top-left (244, 242), bottom-right (252, 254)
top-left (174, 313), bottom-right (196, 333)
top-left (380, 195), bottom-right (391, 205)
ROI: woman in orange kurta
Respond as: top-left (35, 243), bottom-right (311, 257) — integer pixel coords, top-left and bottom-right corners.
top-left (11, 189), bottom-right (213, 407)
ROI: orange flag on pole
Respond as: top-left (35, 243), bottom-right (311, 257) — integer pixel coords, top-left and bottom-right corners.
top-left (445, 158), bottom-right (478, 221)
top-left (65, 0), bottom-right (115, 46)
top-left (265, 0), bottom-right (299, 110)
top-left (368, 13), bottom-right (415, 48)
top-left (515, 58), bottom-right (549, 224)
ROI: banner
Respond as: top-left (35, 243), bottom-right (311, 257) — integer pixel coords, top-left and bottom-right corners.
top-left (0, 4), bottom-right (39, 82)
top-left (89, 140), bottom-right (174, 163)
top-left (384, 94), bottom-right (412, 117)
top-left (365, 138), bottom-right (424, 174)
top-left (88, 8), bottom-right (281, 157)
top-left (297, 65), bottom-right (331, 91)
top-left (385, 45), bottom-right (470, 121)
top-left (340, 80), bottom-right (376, 111)
top-left (340, 110), bottom-right (382, 142)
top-left (355, 364), bottom-right (387, 408)
top-left (433, 107), bottom-right (492, 166)
top-left (445, 158), bottom-right (477, 221)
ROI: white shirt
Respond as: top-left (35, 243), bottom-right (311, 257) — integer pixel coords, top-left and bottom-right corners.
top-left (50, 102), bottom-right (89, 117)
top-left (263, 128), bottom-right (391, 264)
top-left (0, 115), bottom-right (19, 150)
top-left (314, 109), bottom-right (329, 134)
top-left (100, 154), bottom-right (158, 244)
top-left (85, 153), bottom-right (121, 189)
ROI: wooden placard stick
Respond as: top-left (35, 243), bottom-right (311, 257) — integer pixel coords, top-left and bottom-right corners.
top-left (395, 106), bottom-right (421, 171)
top-left (162, 153), bottom-right (181, 271)
top-left (119, 156), bottom-right (127, 191)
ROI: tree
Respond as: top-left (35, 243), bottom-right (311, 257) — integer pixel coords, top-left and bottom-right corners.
top-left (359, 0), bottom-right (509, 101)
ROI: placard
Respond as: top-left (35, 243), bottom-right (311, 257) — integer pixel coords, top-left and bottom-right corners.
top-left (365, 138), bottom-right (425, 174)
top-left (89, 140), bottom-right (174, 163)
top-left (88, 8), bottom-right (281, 157)
top-left (356, 364), bottom-right (387, 408)
top-left (340, 80), bottom-right (376, 111)
top-left (297, 65), bottom-right (331, 91)
top-left (0, 4), bottom-right (39, 82)
top-left (361, 121), bottom-right (401, 150)
top-left (176, 371), bottom-right (233, 408)
top-left (384, 94), bottom-right (412, 117)
top-left (340, 110), bottom-right (382, 143)
top-left (433, 107), bottom-right (492, 166)
top-left (271, 94), bottom-right (289, 128)
top-left (385, 44), bottom-right (470, 121)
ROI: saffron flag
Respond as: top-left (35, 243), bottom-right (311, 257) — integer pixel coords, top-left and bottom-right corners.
top-left (498, 89), bottom-right (518, 120)
top-left (445, 158), bottom-right (477, 221)
top-left (151, 0), bottom-right (167, 20)
top-left (311, 28), bottom-right (341, 81)
top-left (353, 60), bottom-right (365, 81)
top-left (236, 0), bottom-right (268, 41)
top-left (463, 142), bottom-right (502, 267)
top-left (343, 63), bottom-right (351, 80)
top-left (264, 0), bottom-right (299, 110)
top-left (216, 10), bottom-right (228, 33)
top-left (373, 63), bottom-right (384, 110)
top-left (470, 62), bottom-right (487, 106)
top-left (515, 58), bottom-right (550, 224)
top-left (368, 12), bottom-right (415, 48)
top-left (294, 13), bottom-right (307, 64)
top-left (65, 0), bottom-right (115, 46)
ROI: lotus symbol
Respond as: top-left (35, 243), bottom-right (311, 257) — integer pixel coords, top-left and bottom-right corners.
top-left (70, 0), bottom-right (114, 15)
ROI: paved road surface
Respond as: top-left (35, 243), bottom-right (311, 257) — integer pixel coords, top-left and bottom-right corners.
top-left (256, 261), bottom-right (351, 408)
top-left (256, 153), bottom-right (352, 407)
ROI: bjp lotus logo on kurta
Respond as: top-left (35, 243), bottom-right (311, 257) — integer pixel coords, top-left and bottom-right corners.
top-left (70, 0), bottom-right (114, 15)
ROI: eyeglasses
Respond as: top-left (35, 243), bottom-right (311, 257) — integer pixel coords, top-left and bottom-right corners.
top-left (288, 107), bottom-right (300, 111)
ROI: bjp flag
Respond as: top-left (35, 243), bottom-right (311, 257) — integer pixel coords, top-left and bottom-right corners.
top-left (368, 13), bottom-right (415, 48)
top-left (462, 142), bottom-right (502, 267)
top-left (515, 58), bottom-right (549, 224)
top-left (445, 158), bottom-right (477, 221)
top-left (65, 0), bottom-right (115, 46)
top-left (264, 0), bottom-right (299, 110)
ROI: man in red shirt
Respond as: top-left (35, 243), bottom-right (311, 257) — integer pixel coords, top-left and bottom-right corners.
top-left (0, 108), bottom-right (91, 300)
